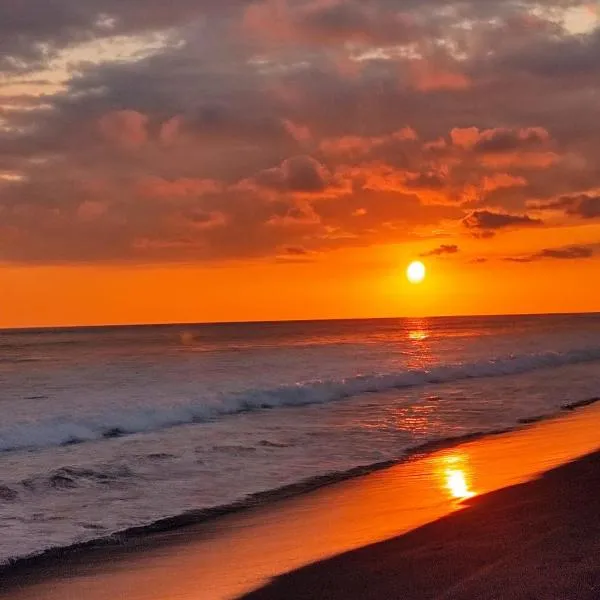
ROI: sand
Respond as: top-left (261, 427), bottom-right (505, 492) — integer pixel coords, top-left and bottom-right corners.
top-left (245, 450), bottom-right (600, 599)
top-left (1, 403), bottom-right (600, 600)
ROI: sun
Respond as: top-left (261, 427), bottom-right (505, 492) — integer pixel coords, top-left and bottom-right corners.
top-left (406, 261), bottom-right (426, 284)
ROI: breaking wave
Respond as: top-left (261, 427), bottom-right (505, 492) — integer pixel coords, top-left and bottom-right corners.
top-left (2, 346), bottom-right (600, 453)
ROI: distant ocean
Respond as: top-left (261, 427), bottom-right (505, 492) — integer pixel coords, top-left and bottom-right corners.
top-left (1, 314), bottom-right (600, 564)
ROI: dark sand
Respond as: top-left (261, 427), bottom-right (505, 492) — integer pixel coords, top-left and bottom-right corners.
top-left (1, 403), bottom-right (599, 600)
top-left (244, 450), bottom-right (600, 600)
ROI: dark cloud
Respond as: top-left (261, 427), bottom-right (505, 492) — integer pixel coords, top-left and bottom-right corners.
top-left (252, 156), bottom-right (332, 193)
top-left (245, 0), bottom-right (425, 48)
top-left (537, 245), bottom-right (595, 260)
top-left (566, 195), bottom-right (600, 219)
top-left (496, 27), bottom-right (600, 80)
top-left (420, 244), bottom-right (459, 257)
top-left (505, 256), bottom-right (534, 263)
top-left (1, 0), bottom-right (600, 264)
top-left (283, 246), bottom-right (311, 256)
top-left (463, 210), bottom-right (543, 232)
top-left (507, 245), bottom-right (596, 263)
top-left (535, 194), bottom-right (600, 219)
top-left (471, 127), bottom-right (549, 155)
top-left (0, 1), bottom-right (246, 74)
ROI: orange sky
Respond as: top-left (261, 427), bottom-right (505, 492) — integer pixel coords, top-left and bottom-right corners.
top-left (2, 236), bottom-right (598, 329)
top-left (1, 1), bottom-right (600, 327)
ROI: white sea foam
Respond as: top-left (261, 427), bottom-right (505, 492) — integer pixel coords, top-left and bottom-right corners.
top-left (2, 346), bottom-right (600, 454)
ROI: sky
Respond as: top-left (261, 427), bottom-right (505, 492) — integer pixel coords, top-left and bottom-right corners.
top-left (1, 0), bottom-right (600, 327)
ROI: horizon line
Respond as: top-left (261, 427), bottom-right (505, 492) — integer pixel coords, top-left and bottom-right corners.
top-left (1, 310), bottom-right (599, 334)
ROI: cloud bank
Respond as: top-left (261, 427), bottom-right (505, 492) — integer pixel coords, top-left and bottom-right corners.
top-left (1, 0), bottom-right (599, 263)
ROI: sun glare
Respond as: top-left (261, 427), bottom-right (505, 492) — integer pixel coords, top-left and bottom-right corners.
top-left (438, 453), bottom-right (476, 501)
top-left (445, 469), bottom-right (475, 500)
top-left (407, 261), bottom-right (426, 284)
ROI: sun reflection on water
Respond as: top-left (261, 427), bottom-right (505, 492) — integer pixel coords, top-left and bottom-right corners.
top-left (408, 329), bottom-right (429, 341)
top-left (403, 318), bottom-right (434, 370)
top-left (406, 317), bottom-right (431, 342)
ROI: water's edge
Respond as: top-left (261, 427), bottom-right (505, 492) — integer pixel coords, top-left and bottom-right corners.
top-left (1, 395), bottom-right (597, 580)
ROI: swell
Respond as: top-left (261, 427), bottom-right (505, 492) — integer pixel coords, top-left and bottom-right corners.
top-left (3, 346), bottom-right (600, 453)
top-left (1, 396), bottom-right (598, 576)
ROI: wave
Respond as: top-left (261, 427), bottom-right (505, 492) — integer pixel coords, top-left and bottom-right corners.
top-left (2, 346), bottom-right (600, 454)
top-left (2, 398), bottom-right (599, 574)
top-left (6, 398), bottom-right (599, 503)
top-left (0, 356), bottom-right (48, 365)
top-left (21, 465), bottom-right (137, 493)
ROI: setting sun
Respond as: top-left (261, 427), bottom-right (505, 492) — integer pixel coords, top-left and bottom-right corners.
top-left (407, 261), bottom-right (426, 284)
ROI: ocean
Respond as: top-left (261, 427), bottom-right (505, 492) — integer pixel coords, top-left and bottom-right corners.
top-left (1, 314), bottom-right (600, 565)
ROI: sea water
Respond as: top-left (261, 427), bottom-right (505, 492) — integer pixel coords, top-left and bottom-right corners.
top-left (1, 314), bottom-right (599, 563)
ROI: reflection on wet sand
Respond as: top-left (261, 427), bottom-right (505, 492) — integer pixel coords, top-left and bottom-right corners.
top-left (439, 453), bottom-right (476, 500)
top-left (2, 404), bottom-right (600, 600)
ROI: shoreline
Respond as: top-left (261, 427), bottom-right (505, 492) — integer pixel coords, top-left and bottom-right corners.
top-left (2, 400), bottom-right (600, 599)
top-left (244, 450), bottom-right (600, 599)
top-left (1, 395), bottom-right (597, 577)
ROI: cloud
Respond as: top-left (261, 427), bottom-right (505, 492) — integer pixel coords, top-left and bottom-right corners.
top-left (1, 0), bottom-right (600, 264)
top-left (283, 246), bottom-right (311, 256)
top-left (251, 156), bottom-right (334, 194)
top-left (472, 128), bottom-right (550, 154)
top-left (420, 244), bottom-right (459, 257)
top-left (495, 25), bottom-right (600, 81)
top-left (452, 127), bottom-right (550, 153)
top-left (507, 245), bottom-right (596, 263)
top-left (0, 1), bottom-right (243, 74)
top-left (505, 256), bottom-right (535, 263)
top-left (243, 0), bottom-right (425, 48)
top-left (275, 245), bottom-right (320, 263)
top-left (409, 60), bottom-right (471, 92)
top-left (98, 110), bottom-right (149, 150)
top-left (536, 246), bottom-right (595, 260)
top-left (463, 210), bottom-right (543, 233)
top-left (534, 194), bottom-right (600, 219)
top-left (566, 195), bottom-right (600, 219)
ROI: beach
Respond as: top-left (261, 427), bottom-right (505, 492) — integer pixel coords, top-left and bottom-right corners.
top-left (246, 448), bottom-right (600, 600)
top-left (2, 401), bottom-right (599, 600)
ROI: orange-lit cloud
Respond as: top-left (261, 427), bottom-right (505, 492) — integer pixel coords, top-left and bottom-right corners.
top-left (98, 110), bottom-right (149, 150)
top-left (410, 61), bottom-right (471, 92)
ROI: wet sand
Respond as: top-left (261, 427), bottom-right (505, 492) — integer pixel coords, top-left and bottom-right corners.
top-left (245, 449), bottom-right (600, 600)
top-left (2, 403), bottom-right (600, 600)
